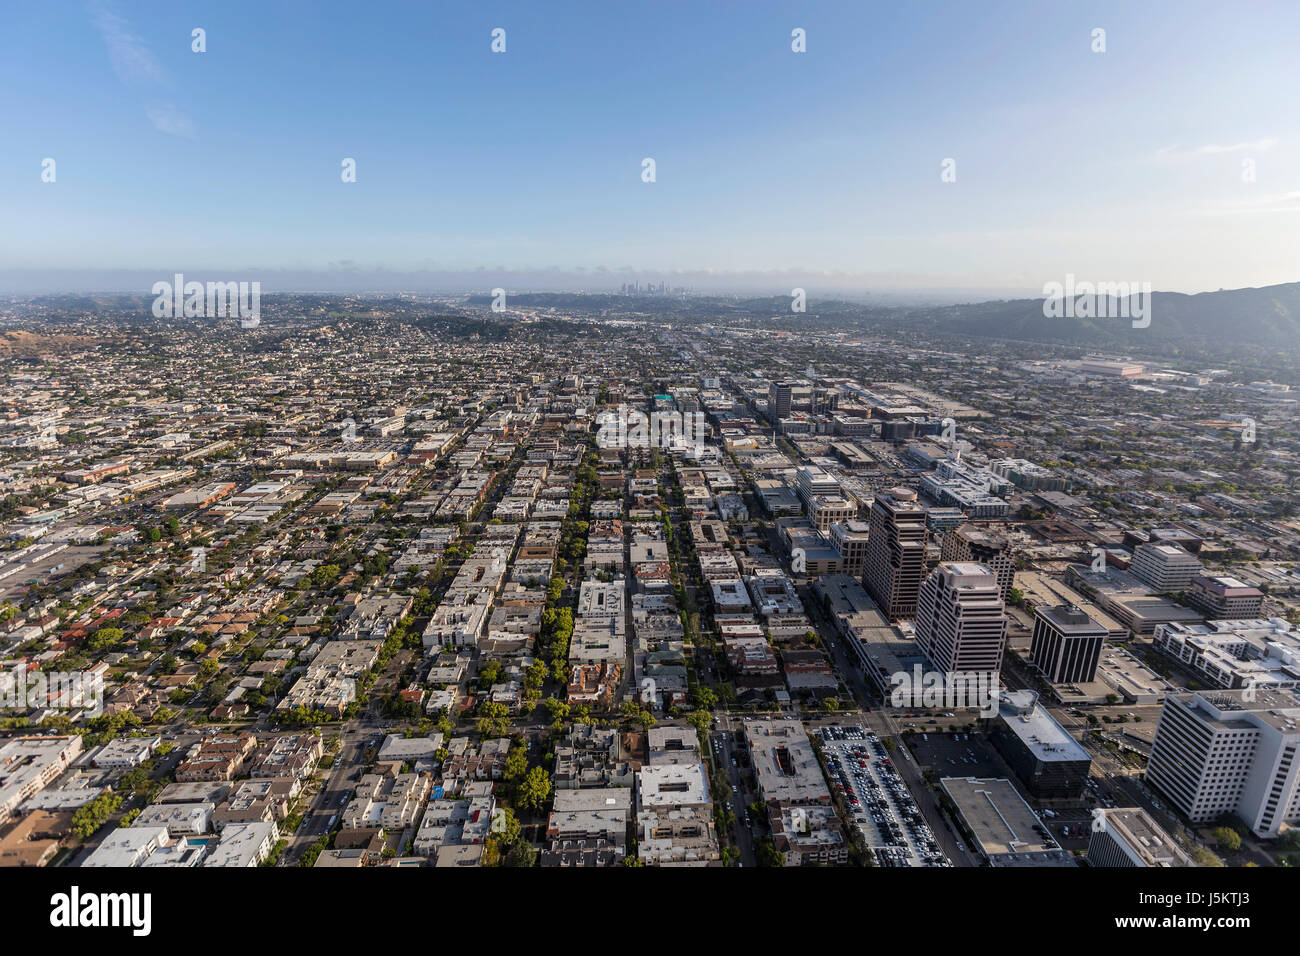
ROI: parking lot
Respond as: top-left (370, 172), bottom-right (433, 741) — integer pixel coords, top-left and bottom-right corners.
top-left (906, 730), bottom-right (1005, 780)
top-left (820, 725), bottom-right (950, 867)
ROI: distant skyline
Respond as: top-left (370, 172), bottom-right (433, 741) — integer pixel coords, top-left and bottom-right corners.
top-left (0, 265), bottom-right (1047, 301)
top-left (2, 0), bottom-right (1298, 295)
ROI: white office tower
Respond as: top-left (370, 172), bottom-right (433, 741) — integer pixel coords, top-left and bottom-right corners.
top-left (940, 524), bottom-right (1014, 603)
top-left (914, 562), bottom-right (1008, 677)
top-left (1129, 542), bottom-right (1203, 592)
top-left (1145, 686), bottom-right (1300, 838)
top-left (795, 465), bottom-right (840, 509)
top-left (1086, 808), bottom-right (1191, 867)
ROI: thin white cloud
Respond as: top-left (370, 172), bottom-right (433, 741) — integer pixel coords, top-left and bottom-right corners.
top-left (89, 2), bottom-right (197, 138)
top-left (1194, 190), bottom-right (1300, 216)
top-left (1154, 139), bottom-right (1278, 160)
top-left (1192, 139), bottom-right (1278, 154)
top-left (147, 104), bottom-right (196, 139)
top-left (89, 0), bottom-right (163, 86)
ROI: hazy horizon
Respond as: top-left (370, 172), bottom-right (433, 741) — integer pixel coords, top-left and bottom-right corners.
top-left (0, 266), bottom-right (1053, 303)
top-left (0, 267), bottom-right (1293, 304)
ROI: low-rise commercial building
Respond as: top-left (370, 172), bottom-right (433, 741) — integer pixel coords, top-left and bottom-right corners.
top-left (1087, 808), bottom-right (1191, 867)
top-left (1186, 574), bottom-right (1266, 619)
top-left (984, 691), bottom-right (1091, 800)
top-left (940, 776), bottom-right (1074, 867)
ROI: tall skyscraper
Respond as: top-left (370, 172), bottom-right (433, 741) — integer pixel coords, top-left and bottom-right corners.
top-left (862, 487), bottom-right (928, 620)
top-left (767, 381), bottom-right (794, 421)
top-left (914, 562), bottom-right (1008, 675)
top-left (1030, 604), bottom-right (1107, 684)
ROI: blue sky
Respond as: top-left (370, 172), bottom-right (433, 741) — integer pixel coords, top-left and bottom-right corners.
top-left (1, 0), bottom-right (1297, 294)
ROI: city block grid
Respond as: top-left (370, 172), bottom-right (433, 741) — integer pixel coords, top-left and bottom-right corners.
top-left (1, 310), bottom-right (1297, 886)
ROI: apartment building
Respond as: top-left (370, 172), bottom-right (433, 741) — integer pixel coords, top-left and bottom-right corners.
top-left (174, 734), bottom-right (258, 783)
top-left (636, 762), bottom-right (719, 865)
top-left (202, 821), bottom-right (280, 867)
top-left (278, 640), bottom-right (380, 716)
top-left (132, 801), bottom-right (214, 835)
top-left (769, 804), bottom-right (848, 866)
top-left (212, 778), bottom-right (297, 830)
top-left (1151, 619), bottom-right (1300, 692)
top-left (988, 458), bottom-right (1066, 492)
top-left (91, 735), bottom-right (161, 770)
top-left (247, 733), bottom-right (323, 779)
top-left (543, 787), bottom-right (630, 867)
top-left (82, 826), bottom-right (173, 867)
top-left (745, 719), bottom-right (831, 807)
top-left (553, 725), bottom-right (634, 790)
top-left (344, 771), bottom-right (430, 830)
top-left (918, 458), bottom-right (1011, 519)
top-left (413, 795), bottom-right (494, 862)
top-left (0, 736), bottom-right (83, 824)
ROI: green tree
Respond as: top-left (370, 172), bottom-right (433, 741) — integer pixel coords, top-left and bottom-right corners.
top-left (504, 839), bottom-right (537, 867)
top-left (87, 627), bottom-right (126, 652)
top-left (309, 564), bottom-right (342, 588)
top-left (504, 745), bottom-right (528, 784)
top-left (517, 766), bottom-right (552, 814)
top-left (755, 835), bottom-right (785, 867)
top-left (688, 709), bottom-right (713, 734)
top-left (1211, 827), bottom-right (1242, 852)
top-left (476, 701), bottom-right (511, 738)
top-left (71, 793), bottom-right (122, 839)
top-left (1191, 846), bottom-right (1224, 867)
top-left (496, 806), bottom-right (522, 845)
top-left (692, 686), bottom-right (717, 710)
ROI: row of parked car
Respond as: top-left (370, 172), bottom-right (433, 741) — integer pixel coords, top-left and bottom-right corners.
top-left (821, 726), bottom-right (950, 867)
